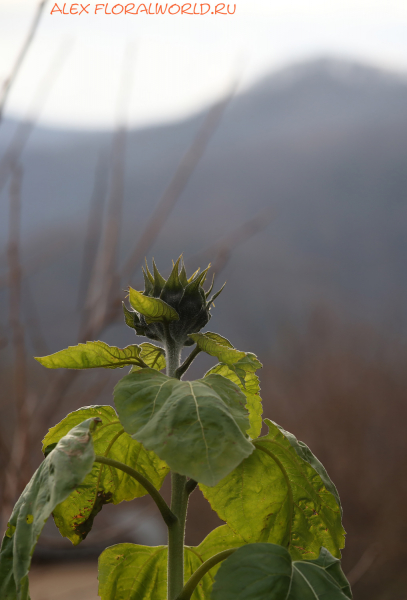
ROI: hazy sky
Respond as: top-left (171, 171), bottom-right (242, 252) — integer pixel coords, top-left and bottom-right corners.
top-left (1, 0), bottom-right (407, 128)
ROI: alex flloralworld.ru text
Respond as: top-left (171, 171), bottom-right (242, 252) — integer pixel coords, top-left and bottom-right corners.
top-left (50, 3), bottom-right (237, 15)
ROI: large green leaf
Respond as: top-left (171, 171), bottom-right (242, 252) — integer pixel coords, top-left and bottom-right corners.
top-left (35, 341), bottom-right (146, 370)
top-left (200, 419), bottom-right (345, 560)
top-left (128, 286), bottom-right (179, 324)
top-left (114, 369), bottom-right (254, 486)
top-left (269, 420), bottom-right (343, 514)
top-left (130, 342), bottom-right (165, 373)
top-left (212, 544), bottom-right (352, 600)
top-left (0, 419), bottom-right (98, 600)
top-left (42, 406), bottom-right (169, 545)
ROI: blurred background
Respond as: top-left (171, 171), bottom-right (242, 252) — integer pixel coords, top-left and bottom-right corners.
top-left (1, 0), bottom-right (407, 598)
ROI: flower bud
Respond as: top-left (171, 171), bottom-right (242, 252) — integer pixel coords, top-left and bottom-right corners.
top-left (123, 257), bottom-right (225, 346)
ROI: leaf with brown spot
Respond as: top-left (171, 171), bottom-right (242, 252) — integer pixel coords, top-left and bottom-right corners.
top-left (42, 406), bottom-right (169, 545)
top-left (200, 419), bottom-right (345, 560)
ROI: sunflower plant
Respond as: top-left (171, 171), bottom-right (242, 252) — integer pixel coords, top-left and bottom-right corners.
top-left (0, 258), bottom-right (352, 600)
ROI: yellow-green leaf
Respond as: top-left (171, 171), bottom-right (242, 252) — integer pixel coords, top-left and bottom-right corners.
top-left (130, 343), bottom-right (165, 373)
top-left (193, 332), bottom-right (263, 438)
top-left (128, 287), bottom-right (179, 324)
top-left (35, 341), bottom-right (144, 370)
top-left (42, 406), bottom-right (169, 545)
top-left (200, 419), bottom-right (345, 561)
top-left (190, 332), bottom-right (262, 386)
top-left (98, 531), bottom-right (243, 600)
top-left (184, 525), bottom-right (247, 598)
top-left (189, 332), bottom-right (245, 364)
top-left (200, 332), bottom-right (234, 348)
top-left (98, 544), bottom-right (167, 600)
top-left (205, 363), bottom-right (262, 439)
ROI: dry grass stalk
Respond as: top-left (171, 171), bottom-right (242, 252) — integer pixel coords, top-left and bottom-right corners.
top-left (1, 164), bottom-right (30, 526)
top-left (0, 39), bottom-right (73, 196)
top-left (0, 1), bottom-right (47, 124)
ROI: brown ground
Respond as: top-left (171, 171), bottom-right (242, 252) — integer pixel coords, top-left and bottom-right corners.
top-left (29, 562), bottom-right (99, 600)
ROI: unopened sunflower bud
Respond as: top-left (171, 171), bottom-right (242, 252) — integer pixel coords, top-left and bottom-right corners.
top-left (123, 257), bottom-right (225, 346)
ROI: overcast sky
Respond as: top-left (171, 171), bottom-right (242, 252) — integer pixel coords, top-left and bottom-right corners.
top-left (1, 0), bottom-right (407, 129)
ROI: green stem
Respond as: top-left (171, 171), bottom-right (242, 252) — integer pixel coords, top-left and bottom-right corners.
top-left (175, 346), bottom-right (201, 380)
top-left (94, 455), bottom-right (176, 527)
top-left (164, 330), bottom-right (188, 600)
top-left (137, 357), bottom-right (150, 369)
top-left (165, 343), bottom-right (182, 379)
top-left (163, 320), bottom-right (182, 379)
top-left (185, 479), bottom-right (198, 496)
top-left (176, 549), bottom-right (237, 600)
top-left (168, 473), bottom-right (189, 600)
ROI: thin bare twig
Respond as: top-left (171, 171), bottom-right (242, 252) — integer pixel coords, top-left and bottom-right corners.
top-left (1, 164), bottom-right (30, 527)
top-left (346, 543), bottom-right (380, 586)
top-left (36, 370), bottom-right (80, 430)
top-left (0, 1), bottom-right (47, 124)
top-left (33, 370), bottom-right (110, 441)
top-left (0, 232), bottom-right (76, 292)
top-left (120, 79), bottom-right (239, 282)
top-left (0, 321), bottom-right (8, 350)
top-left (37, 44), bottom-right (135, 427)
top-left (188, 206), bottom-right (275, 276)
top-left (0, 434), bottom-right (10, 468)
top-left (85, 43), bottom-right (136, 336)
top-left (77, 149), bottom-right (109, 331)
top-left (7, 162), bottom-right (27, 438)
top-left (24, 281), bottom-right (49, 358)
top-left (74, 372), bottom-right (111, 411)
top-left (0, 38), bottom-right (73, 196)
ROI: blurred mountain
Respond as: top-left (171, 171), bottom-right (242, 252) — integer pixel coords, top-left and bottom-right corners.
top-left (1, 56), bottom-right (407, 353)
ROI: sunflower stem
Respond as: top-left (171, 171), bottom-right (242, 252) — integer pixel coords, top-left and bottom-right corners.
top-left (164, 329), bottom-right (188, 600)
